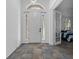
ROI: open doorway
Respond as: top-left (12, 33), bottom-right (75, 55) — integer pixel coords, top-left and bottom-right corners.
top-left (53, 10), bottom-right (62, 45)
top-left (54, 0), bottom-right (73, 45)
top-left (54, 8), bottom-right (73, 46)
top-left (53, 0), bottom-right (73, 58)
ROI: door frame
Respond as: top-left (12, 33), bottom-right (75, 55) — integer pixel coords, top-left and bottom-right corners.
top-left (25, 11), bottom-right (46, 43)
top-left (54, 10), bottom-right (62, 45)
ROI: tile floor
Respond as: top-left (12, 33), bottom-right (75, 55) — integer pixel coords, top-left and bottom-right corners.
top-left (7, 41), bottom-right (73, 59)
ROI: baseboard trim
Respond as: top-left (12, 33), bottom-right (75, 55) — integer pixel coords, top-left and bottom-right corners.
top-left (6, 44), bottom-right (21, 59)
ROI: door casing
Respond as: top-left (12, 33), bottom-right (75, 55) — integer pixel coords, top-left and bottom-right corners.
top-left (25, 10), bottom-right (46, 43)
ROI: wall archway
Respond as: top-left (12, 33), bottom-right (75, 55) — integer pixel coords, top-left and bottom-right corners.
top-left (25, 3), bottom-right (46, 10)
top-left (23, 3), bottom-right (48, 43)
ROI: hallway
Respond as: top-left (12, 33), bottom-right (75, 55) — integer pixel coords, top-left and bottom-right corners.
top-left (7, 42), bottom-right (73, 59)
top-left (6, 0), bottom-right (73, 58)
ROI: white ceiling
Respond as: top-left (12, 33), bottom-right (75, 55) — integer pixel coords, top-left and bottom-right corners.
top-left (56, 0), bottom-right (73, 17)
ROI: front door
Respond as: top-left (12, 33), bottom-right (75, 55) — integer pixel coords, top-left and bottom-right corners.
top-left (26, 11), bottom-right (42, 43)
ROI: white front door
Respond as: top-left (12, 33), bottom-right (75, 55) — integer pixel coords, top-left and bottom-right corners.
top-left (27, 11), bottom-right (42, 43)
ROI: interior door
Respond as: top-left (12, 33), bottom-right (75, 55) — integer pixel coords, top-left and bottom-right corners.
top-left (27, 11), bottom-right (42, 43)
top-left (55, 11), bottom-right (61, 45)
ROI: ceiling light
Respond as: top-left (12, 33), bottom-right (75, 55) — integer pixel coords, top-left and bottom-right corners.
top-left (31, 0), bottom-right (37, 4)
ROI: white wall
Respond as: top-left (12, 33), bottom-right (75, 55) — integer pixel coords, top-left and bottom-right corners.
top-left (21, 0), bottom-right (26, 43)
top-left (6, 0), bottom-right (21, 58)
top-left (48, 9), bottom-right (55, 45)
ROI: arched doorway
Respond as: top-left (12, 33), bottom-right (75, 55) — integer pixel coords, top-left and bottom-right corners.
top-left (25, 4), bottom-right (47, 43)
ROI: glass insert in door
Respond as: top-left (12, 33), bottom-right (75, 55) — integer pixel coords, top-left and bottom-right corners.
top-left (56, 12), bottom-right (61, 43)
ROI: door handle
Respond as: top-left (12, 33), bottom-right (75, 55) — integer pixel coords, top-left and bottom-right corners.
top-left (39, 28), bottom-right (41, 32)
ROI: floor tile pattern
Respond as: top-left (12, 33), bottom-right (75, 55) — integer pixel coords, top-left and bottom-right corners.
top-left (7, 41), bottom-right (73, 59)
